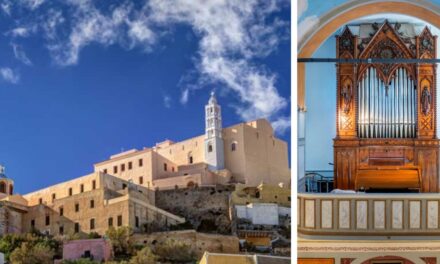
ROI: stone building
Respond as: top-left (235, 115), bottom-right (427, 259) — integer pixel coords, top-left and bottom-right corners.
top-left (0, 170), bottom-right (185, 236)
top-left (93, 92), bottom-right (291, 189)
top-left (0, 92), bottom-right (290, 238)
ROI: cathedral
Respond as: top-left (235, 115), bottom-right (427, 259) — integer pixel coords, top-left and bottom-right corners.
top-left (0, 92), bottom-right (290, 237)
top-left (298, 1), bottom-right (440, 263)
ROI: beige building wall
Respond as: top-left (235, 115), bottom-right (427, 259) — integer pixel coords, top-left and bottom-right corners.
top-left (20, 173), bottom-right (182, 236)
top-left (94, 149), bottom-right (155, 188)
top-left (92, 119), bottom-right (290, 189)
top-left (224, 119), bottom-right (290, 186)
top-left (154, 136), bottom-right (205, 176)
top-left (23, 173), bottom-right (102, 207)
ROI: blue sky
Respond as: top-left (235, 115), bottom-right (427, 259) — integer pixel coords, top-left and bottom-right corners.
top-left (0, 0), bottom-right (290, 194)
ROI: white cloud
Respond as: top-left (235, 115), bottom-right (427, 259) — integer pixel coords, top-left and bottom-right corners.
top-left (11, 44), bottom-right (32, 66)
top-left (47, 2), bottom-right (156, 65)
top-left (41, 9), bottom-right (65, 40)
top-left (163, 95), bottom-right (172, 108)
top-left (2, 0), bottom-right (290, 134)
top-left (272, 116), bottom-right (291, 135)
top-left (149, 0), bottom-right (289, 134)
top-left (180, 89), bottom-right (189, 104)
top-left (8, 27), bottom-right (35, 38)
top-left (1, 0), bottom-right (11, 15)
top-left (0, 68), bottom-right (19, 84)
top-left (21, 0), bottom-right (45, 10)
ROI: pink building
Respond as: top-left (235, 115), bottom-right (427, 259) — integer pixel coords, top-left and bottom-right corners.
top-left (62, 238), bottom-right (113, 262)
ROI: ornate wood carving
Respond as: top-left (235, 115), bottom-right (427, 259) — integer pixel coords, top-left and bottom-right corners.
top-left (421, 257), bottom-right (437, 264)
top-left (341, 258), bottom-right (355, 264)
top-left (336, 27), bottom-right (357, 138)
top-left (334, 21), bottom-right (439, 192)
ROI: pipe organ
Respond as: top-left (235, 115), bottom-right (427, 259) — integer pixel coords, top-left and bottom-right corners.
top-left (334, 21), bottom-right (439, 192)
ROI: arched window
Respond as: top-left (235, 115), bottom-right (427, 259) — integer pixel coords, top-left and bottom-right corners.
top-left (9, 185), bottom-right (13, 195)
top-left (231, 142), bottom-right (237, 151)
top-left (0, 182), bottom-right (6, 193)
top-left (208, 144), bottom-right (213, 152)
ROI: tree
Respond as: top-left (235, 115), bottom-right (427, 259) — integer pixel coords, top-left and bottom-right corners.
top-left (129, 247), bottom-right (157, 264)
top-left (105, 226), bottom-right (133, 256)
top-left (0, 234), bottom-right (25, 261)
top-left (0, 232), bottom-right (61, 262)
top-left (10, 242), bottom-right (55, 264)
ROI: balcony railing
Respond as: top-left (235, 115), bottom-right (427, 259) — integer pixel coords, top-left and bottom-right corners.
top-left (304, 170), bottom-right (334, 193)
top-left (298, 192), bottom-right (440, 236)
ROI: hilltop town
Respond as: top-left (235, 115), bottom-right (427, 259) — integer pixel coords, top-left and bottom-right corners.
top-left (0, 92), bottom-right (291, 263)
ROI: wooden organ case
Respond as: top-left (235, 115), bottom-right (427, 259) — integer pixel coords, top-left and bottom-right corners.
top-left (334, 21), bottom-right (440, 192)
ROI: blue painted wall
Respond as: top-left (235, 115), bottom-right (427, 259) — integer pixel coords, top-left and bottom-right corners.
top-left (305, 36), bottom-right (336, 171)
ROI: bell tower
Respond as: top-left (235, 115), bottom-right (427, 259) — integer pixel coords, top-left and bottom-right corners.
top-left (204, 91), bottom-right (225, 170)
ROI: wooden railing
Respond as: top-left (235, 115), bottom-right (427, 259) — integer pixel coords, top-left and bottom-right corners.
top-left (298, 193), bottom-right (440, 236)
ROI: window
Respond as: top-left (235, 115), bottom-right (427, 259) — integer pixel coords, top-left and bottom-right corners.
top-left (256, 132), bottom-right (259, 139)
top-left (92, 180), bottom-right (96, 190)
top-left (75, 203), bottom-right (79, 212)
top-left (80, 184), bottom-right (84, 193)
top-left (139, 177), bottom-right (143, 185)
top-left (9, 185), bottom-right (13, 195)
top-left (103, 169), bottom-right (107, 174)
top-left (113, 166), bottom-right (118, 173)
top-left (172, 167), bottom-right (175, 172)
top-left (189, 156), bottom-right (193, 164)
top-left (231, 142), bottom-right (237, 151)
top-left (31, 219), bottom-right (35, 227)
top-left (163, 163), bottom-right (167, 171)
top-left (90, 199), bottom-right (95, 208)
top-left (39, 198), bottom-right (43, 204)
top-left (0, 182), bottom-right (5, 193)
top-left (108, 217), bottom-right (113, 227)
top-left (74, 223), bottom-right (79, 233)
top-left (59, 207), bottom-right (64, 216)
top-left (52, 193), bottom-right (56, 201)
top-left (69, 188), bottom-right (73, 196)
top-left (288, 196), bottom-right (291, 202)
top-left (274, 195), bottom-right (278, 199)
top-left (90, 219), bottom-right (95, 230)
top-left (45, 215), bottom-right (50, 226)
top-left (122, 183), bottom-right (127, 190)
top-left (59, 225), bottom-right (64, 235)
top-left (117, 215), bottom-right (122, 226)
top-left (139, 159), bottom-right (143, 167)
top-left (208, 144), bottom-right (213, 152)
top-left (128, 162), bottom-right (132, 170)
top-left (135, 216), bottom-right (139, 228)
top-left (121, 164), bottom-right (125, 172)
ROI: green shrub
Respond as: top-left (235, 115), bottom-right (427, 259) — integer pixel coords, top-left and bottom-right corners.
top-left (105, 226), bottom-right (133, 257)
top-left (9, 242), bottom-right (55, 264)
top-left (129, 247), bottom-right (157, 264)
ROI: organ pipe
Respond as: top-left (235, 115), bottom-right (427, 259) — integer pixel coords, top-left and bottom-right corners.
top-left (358, 67), bottom-right (416, 138)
